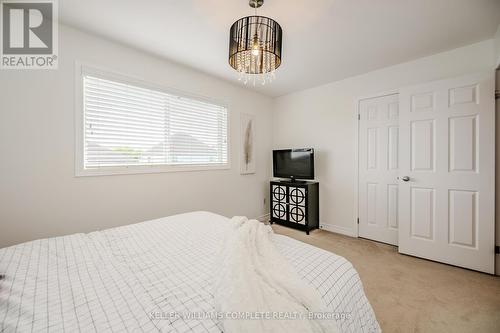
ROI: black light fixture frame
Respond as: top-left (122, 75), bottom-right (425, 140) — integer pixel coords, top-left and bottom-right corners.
top-left (228, 2), bottom-right (283, 75)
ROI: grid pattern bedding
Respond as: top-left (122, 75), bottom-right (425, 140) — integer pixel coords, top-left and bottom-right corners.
top-left (0, 211), bottom-right (380, 333)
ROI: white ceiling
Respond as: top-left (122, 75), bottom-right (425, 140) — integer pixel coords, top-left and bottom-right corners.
top-left (60, 0), bottom-right (500, 97)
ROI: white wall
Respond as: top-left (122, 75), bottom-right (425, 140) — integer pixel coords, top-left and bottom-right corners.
top-left (496, 68), bottom-right (500, 274)
top-left (495, 24), bottom-right (500, 67)
top-left (1, 23), bottom-right (497, 253)
top-left (272, 39), bottom-right (496, 237)
top-left (0, 25), bottom-right (273, 248)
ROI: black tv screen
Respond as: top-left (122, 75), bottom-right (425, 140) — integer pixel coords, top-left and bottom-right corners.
top-left (273, 148), bottom-right (314, 180)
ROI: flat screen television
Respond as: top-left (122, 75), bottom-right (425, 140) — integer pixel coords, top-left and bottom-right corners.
top-left (273, 148), bottom-right (314, 181)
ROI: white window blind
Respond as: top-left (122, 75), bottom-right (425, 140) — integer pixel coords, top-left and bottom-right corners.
top-left (82, 74), bottom-right (228, 170)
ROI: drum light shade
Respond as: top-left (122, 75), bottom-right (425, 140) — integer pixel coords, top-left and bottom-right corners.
top-left (228, 5), bottom-right (282, 85)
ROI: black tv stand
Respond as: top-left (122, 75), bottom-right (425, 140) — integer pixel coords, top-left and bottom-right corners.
top-left (279, 179), bottom-right (307, 184)
top-left (270, 180), bottom-right (319, 235)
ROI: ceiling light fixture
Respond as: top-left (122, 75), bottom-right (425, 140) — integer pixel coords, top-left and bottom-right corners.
top-left (228, 0), bottom-right (283, 86)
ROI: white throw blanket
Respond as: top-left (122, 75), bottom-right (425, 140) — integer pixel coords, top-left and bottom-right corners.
top-left (214, 217), bottom-right (339, 333)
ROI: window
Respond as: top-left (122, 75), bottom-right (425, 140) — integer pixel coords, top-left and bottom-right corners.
top-left (76, 67), bottom-right (229, 176)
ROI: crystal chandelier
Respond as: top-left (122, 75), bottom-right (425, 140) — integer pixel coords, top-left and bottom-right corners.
top-left (228, 0), bottom-right (283, 86)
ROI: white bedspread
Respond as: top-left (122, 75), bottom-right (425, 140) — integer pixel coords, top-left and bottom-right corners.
top-left (214, 216), bottom-right (338, 333)
top-left (0, 211), bottom-right (380, 333)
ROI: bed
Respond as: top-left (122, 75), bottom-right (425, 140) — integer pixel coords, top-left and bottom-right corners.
top-left (0, 211), bottom-right (380, 332)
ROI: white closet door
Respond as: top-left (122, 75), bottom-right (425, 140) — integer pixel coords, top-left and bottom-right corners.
top-left (398, 72), bottom-right (495, 274)
top-left (358, 94), bottom-right (399, 245)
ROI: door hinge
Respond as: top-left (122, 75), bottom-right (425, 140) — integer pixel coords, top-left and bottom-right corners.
top-left (496, 245), bottom-right (500, 254)
top-left (495, 89), bottom-right (500, 100)
top-left (358, 114), bottom-right (360, 120)
top-left (357, 218), bottom-right (359, 224)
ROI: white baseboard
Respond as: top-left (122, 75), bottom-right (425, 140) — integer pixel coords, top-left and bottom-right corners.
top-left (496, 253), bottom-right (500, 276)
top-left (255, 213), bottom-right (270, 223)
top-left (319, 223), bottom-right (357, 238)
top-left (256, 215), bottom-right (356, 237)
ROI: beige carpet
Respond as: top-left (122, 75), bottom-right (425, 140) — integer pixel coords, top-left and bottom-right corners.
top-left (271, 224), bottom-right (500, 333)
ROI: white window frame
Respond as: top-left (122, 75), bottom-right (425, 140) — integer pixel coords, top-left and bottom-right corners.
top-left (74, 62), bottom-right (231, 177)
